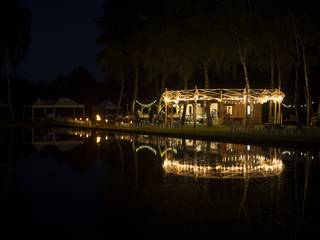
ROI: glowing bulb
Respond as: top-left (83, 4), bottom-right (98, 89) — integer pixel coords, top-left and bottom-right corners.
top-left (96, 136), bottom-right (101, 144)
top-left (96, 114), bottom-right (101, 121)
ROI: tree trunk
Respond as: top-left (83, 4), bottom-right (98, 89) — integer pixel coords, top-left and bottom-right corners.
top-left (181, 77), bottom-right (188, 125)
top-left (240, 52), bottom-right (250, 91)
top-left (117, 69), bottom-right (124, 115)
top-left (301, 40), bottom-right (311, 126)
top-left (239, 48), bottom-right (250, 127)
top-left (292, 16), bottom-right (301, 127)
top-left (277, 61), bottom-right (281, 89)
top-left (5, 50), bottom-right (14, 120)
top-left (294, 65), bottom-right (301, 127)
top-left (156, 69), bottom-right (166, 115)
top-left (269, 56), bottom-right (275, 122)
top-left (131, 64), bottom-right (139, 113)
top-left (160, 71), bottom-right (166, 95)
top-left (203, 63), bottom-right (212, 126)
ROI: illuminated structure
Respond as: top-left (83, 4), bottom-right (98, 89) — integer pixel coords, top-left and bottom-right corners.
top-left (162, 141), bottom-right (284, 179)
top-left (160, 87), bottom-right (285, 126)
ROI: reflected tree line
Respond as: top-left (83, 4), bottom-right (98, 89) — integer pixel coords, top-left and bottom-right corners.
top-left (97, 0), bottom-right (320, 126)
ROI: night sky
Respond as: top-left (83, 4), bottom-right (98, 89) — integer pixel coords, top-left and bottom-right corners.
top-left (17, 0), bottom-right (104, 82)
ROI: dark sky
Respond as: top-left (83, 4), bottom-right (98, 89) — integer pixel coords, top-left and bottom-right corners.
top-left (17, 0), bottom-right (105, 82)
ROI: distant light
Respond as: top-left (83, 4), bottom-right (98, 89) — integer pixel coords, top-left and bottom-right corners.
top-left (86, 118), bottom-right (89, 121)
top-left (96, 136), bottom-right (101, 144)
top-left (96, 114), bottom-right (101, 121)
top-left (79, 117), bottom-right (82, 121)
top-left (105, 136), bottom-right (108, 140)
top-left (105, 119), bottom-right (108, 123)
top-left (130, 120), bottom-right (133, 124)
top-left (247, 145), bottom-right (251, 151)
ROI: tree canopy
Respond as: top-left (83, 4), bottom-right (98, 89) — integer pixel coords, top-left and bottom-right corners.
top-left (97, 0), bottom-right (320, 124)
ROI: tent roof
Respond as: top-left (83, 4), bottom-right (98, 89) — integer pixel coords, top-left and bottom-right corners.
top-left (30, 98), bottom-right (84, 108)
top-left (54, 98), bottom-right (84, 108)
top-left (32, 98), bottom-right (54, 108)
top-left (96, 100), bottom-right (121, 110)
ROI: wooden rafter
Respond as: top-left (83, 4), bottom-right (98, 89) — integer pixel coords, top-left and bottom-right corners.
top-left (161, 88), bottom-right (285, 104)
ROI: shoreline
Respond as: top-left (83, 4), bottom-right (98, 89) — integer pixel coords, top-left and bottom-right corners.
top-left (1, 120), bottom-right (320, 149)
top-left (52, 121), bottom-right (320, 150)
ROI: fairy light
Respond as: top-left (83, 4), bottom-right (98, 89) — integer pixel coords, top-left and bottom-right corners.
top-left (161, 88), bottom-right (285, 104)
top-left (163, 154), bottom-right (284, 179)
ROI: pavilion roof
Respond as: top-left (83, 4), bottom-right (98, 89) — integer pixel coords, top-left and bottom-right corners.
top-left (161, 88), bottom-right (285, 104)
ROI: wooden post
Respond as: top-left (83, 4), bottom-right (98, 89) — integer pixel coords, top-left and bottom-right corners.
top-left (278, 102), bottom-right (282, 125)
top-left (165, 101), bottom-right (168, 127)
top-left (243, 90), bottom-right (247, 127)
top-left (274, 101), bottom-right (277, 124)
top-left (193, 101), bottom-right (197, 129)
top-left (171, 103), bottom-right (174, 127)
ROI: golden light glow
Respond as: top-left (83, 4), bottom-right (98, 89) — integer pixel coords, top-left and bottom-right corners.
top-left (161, 88), bottom-right (285, 104)
top-left (136, 145), bottom-right (157, 155)
top-left (96, 114), bottom-right (101, 121)
top-left (96, 136), bottom-right (101, 144)
top-left (163, 155), bottom-right (284, 179)
top-left (105, 119), bottom-right (108, 123)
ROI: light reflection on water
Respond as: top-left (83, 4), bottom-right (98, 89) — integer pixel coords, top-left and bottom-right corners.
top-left (1, 128), bottom-right (320, 239)
top-left (30, 129), bottom-right (285, 179)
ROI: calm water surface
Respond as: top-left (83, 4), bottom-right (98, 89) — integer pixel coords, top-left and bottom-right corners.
top-left (0, 128), bottom-right (320, 239)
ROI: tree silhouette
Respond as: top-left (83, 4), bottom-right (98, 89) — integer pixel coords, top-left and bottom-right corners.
top-left (0, 0), bottom-right (31, 120)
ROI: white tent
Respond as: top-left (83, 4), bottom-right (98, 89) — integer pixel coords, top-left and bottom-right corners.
top-left (29, 98), bottom-right (85, 120)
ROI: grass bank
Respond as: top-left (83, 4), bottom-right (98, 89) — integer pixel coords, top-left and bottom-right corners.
top-left (52, 121), bottom-right (320, 149)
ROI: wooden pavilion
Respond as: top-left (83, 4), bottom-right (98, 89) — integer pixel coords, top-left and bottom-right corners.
top-left (160, 87), bottom-right (285, 126)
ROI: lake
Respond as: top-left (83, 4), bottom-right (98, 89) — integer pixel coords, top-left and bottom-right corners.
top-left (0, 128), bottom-right (319, 239)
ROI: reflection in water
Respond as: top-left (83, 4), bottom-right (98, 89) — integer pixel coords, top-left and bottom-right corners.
top-left (162, 142), bottom-right (284, 179)
top-left (69, 131), bottom-right (285, 179)
top-left (30, 129), bottom-right (89, 151)
top-left (1, 129), bottom-right (320, 239)
top-left (118, 135), bottom-right (284, 179)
